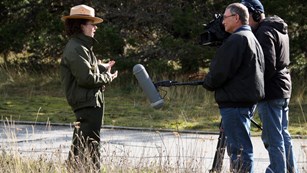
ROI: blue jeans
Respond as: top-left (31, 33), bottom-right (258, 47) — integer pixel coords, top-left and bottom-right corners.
top-left (220, 105), bottom-right (256, 173)
top-left (258, 99), bottom-right (298, 173)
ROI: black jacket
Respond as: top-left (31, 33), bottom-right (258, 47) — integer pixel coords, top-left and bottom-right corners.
top-left (203, 25), bottom-right (265, 108)
top-left (254, 16), bottom-right (291, 100)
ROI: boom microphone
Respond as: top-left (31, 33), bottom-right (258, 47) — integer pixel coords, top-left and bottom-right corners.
top-left (133, 64), bottom-right (164, 109)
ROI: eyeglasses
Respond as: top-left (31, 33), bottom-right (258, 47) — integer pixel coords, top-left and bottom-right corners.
top-left (223, 14), bottom-right (236, 19)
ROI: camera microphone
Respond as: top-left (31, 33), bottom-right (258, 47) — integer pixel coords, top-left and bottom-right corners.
top-left (133, 64), bottom-right (164, 109)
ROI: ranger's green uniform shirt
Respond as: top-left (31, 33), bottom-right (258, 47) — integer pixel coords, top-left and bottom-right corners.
top-left (60, 34), bottom-right (112, 111)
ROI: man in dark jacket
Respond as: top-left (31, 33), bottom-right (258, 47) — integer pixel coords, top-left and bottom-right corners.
top-left (60, 4), bottom-right (118, 171)
top-left (241, 0), bottom-right (298, 172)
top-left (203, 3), bottom-right (264, 173)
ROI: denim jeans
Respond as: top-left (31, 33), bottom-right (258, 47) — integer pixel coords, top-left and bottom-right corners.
top-left (220, 105), bottom-right (256, 173)
top-left (258, 99), bottom-right (298, 173)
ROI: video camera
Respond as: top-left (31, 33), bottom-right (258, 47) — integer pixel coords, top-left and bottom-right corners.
top-left (199, 14), bottom-right (230, 46)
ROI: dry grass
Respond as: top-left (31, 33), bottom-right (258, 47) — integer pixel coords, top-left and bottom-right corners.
top-left (1, 120), bottom-right (307, 173)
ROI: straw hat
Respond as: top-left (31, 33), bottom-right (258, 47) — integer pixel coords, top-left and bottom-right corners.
top-left (61, 4), bottom-right (103, 24)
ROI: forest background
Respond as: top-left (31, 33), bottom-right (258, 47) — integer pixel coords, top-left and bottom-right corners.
top-left (0, 0), bottom-right (306, 135)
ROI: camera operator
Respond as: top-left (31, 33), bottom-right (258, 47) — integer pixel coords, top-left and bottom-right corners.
top-left (241, 0), bottom-right (299, 172)
top-left (202, 3), bottom-right (265, 172)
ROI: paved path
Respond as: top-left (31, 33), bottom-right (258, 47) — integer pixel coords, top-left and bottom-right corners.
top-left (0, 121), bottom-right (306, 172)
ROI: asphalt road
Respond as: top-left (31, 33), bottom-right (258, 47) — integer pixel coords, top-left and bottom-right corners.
top-left (0, 121), bottom-right (306, 172)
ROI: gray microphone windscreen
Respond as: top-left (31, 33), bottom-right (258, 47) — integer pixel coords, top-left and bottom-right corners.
top-left (133, 64), bottom-right (164, 109)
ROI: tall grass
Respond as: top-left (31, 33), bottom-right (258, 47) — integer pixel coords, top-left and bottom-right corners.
top-left (1, 119), bottom-right (307, 173)
top-left (0, 120), bottom-right (66, 173)
top-left (0, 120), bottom-right (222, 173)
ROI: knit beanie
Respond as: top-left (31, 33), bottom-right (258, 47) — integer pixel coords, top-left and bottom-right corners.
top-left (241, 0), bottom-right (264, 13)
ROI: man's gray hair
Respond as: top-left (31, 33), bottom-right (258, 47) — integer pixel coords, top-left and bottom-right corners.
top-left (227, 3), bottom-right (249, 25)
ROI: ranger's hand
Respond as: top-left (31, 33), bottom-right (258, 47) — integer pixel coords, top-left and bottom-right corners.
top-left (110, 70), bottom-right (118, 80)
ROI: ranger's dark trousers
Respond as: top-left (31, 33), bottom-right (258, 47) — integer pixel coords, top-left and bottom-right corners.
top-left (68, 107), bottom-right (103, 171)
